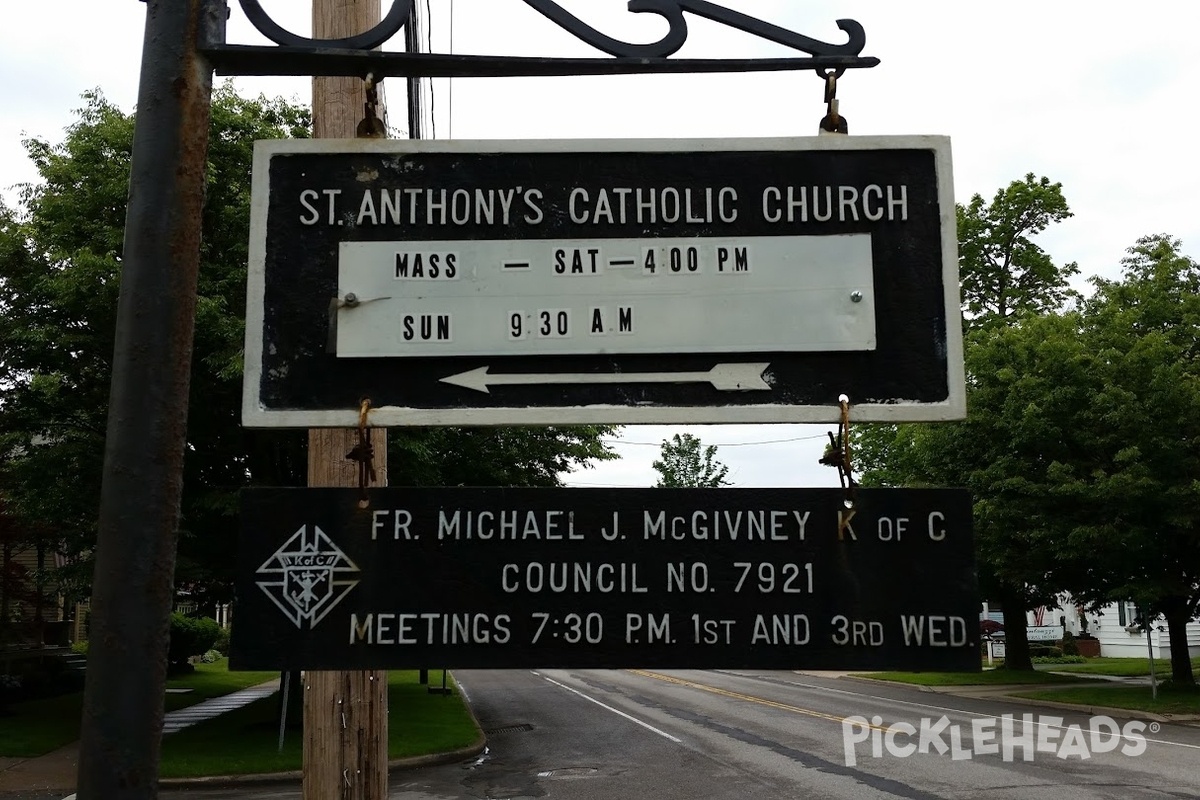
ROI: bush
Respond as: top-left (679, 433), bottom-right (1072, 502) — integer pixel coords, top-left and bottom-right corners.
top-left (214, 625), bottom-right (231, 655)
top-left (0, 654), bottom-right (85, 703)
top-left (1032, 655), bottom-right (1087, 665)
top-left (1028, 644), bottom-right (1063, 658)
top-left (70, 640), bottom-right (89, 656)
top-left (167, 613), bottom-right (221, 670)
top-left (1061, 631), bottom-right (1080, 657)
top-left (200, 649), bottom-right (222, 664)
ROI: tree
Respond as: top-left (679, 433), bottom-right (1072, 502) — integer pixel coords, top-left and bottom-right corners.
top-left (858, 174), bottom-right (1083, 670)
top-left (0, 88), bottom-right (616, 611)
top-left (860, 313), bottom-right (1097, 670)
top-left (861, 230), bottom-right (1200, 681)
top-left (652, 433), bottom-right (730, 488)
top-left (1047, 234), bottom-right (1200, 685)
top-left (389, 427), bottom-right (615, 487)
top-left (958, 173), bottom-right (1079, 328)
top-left (0, 87), bottom-right (315, 614)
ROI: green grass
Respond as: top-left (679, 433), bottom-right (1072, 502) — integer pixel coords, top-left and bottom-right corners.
top-left (164, 660), bottom-right (277, 711)
top-left (1042, 658), bottom-right (1189, 678)
top-left (851, 670), bottom-right (1083, 686)
top-left (1016, 682), bottom-right (1200, 715)
top-left (0, 659), bottom-right (276, 758)
top-left (159, 670), bottom-right (480, 779)
top-left (0, 691), bottom-right (86, 758)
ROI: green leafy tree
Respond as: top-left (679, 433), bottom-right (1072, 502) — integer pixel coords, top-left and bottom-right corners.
top-left (0, 88), bottom-right (616, 610)
top-left (0, 87), bottom-right (314, 613)
top-left (863, 314), bottom-right (1099, 670)
top-left (390, 426), bottom-right (615, 487)
top-left (1047, 234), bottom-right (1200, 685)
top-left (958, 173), bottom-right (1079, 328)
top-left (652, 433), bottom-right (730, 488)
top-left (858, 174), bottom-right (1082, 670)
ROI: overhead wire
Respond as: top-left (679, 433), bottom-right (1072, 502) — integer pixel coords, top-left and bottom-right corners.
top-left (601, 434), bottom-right (828, 447)
top-left (425, 0), bottom-right (435, 138)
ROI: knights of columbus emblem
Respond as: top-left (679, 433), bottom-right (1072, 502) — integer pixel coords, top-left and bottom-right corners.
top-left (256, 525), bottom-right (360, 629)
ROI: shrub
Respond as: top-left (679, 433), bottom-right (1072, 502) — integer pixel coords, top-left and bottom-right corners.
top-left (1032, 655), bottom-right (1087, 665)
top-left (1028, 644), bottom-right (1063, 658)
top-left (71, 640), bottom-right (89, 656)
top-left (214, 625), bottom-right (231, 655)
top-left (200, 649), bottom-right (222, 664)
top-left (167, 613), bottom-right (221, 670)
top-left (1061, 631), bottom-right (1080, 657)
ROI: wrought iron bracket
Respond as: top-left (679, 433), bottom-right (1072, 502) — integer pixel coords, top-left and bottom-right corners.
top-left (200, 0), bottom-right (878, 78)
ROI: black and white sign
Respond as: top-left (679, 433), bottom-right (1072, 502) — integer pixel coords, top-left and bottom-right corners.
top-left (230, 488), bottom-right (978, 672)
top-left (243, 137), bottom-right (963, 427)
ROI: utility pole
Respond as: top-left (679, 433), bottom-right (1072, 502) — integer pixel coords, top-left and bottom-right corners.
top-left (76, 0), bottom-right (216, 797)
top-left (305, 1), bottom-right (389, 798)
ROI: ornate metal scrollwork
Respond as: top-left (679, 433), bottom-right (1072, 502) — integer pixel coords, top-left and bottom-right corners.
top-left (208, 0), bottom-right (876, 78)
top-left (239, 0), bottom-right (412, 50)
top-left (523, 0), bottom-right (865, 59)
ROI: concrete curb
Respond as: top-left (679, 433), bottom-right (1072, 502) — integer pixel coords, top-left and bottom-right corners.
top-left (157, 739), bottom-right (488, 790)
top-left (981, 692), bottom-right (1200, 725)
top-left (159, 684), bottom-right (488, 790)
top-left (836, 675), bottom-right (1200, 725)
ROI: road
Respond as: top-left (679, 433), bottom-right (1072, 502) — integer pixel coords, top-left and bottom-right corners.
top-left (166, 669), bottom-right (1200, 799)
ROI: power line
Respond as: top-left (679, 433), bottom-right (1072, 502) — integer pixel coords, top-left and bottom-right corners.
top-left (562, 480), bottom-right (654, 488)
top-left (425, 0), bottom-right (435, 138)
top-left (601, 434), bottom-right (827, 448)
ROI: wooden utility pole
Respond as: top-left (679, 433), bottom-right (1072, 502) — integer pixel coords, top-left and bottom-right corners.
top-left (305, 2), bottom-right (388, 798)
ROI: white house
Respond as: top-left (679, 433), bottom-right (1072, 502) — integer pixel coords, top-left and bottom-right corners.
top-left (1017, 597), bottom-right (1200, 659)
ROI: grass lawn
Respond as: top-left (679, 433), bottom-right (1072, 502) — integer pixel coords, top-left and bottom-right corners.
top-left (1043, 658), bottom-right (1197, 678)
top-left (164, 660), bottom-right (277, 711)
top-left (851, 670), bottom-right (1083, 687)
top-left (0, 691), bottom-right (86, 758)
top-left (1016, 682), bottom-right (1200, 715)
top-left (159, 670), bottom-right (481, 779)
top-left (0, 659), bottom-right (276, 758)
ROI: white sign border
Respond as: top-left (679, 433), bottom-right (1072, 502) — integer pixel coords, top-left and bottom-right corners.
top-left (243, 135), bottom-right (964, 427)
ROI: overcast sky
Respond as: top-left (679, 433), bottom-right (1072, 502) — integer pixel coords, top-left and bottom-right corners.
top-left (2, 1), bottom-right (1197, 489)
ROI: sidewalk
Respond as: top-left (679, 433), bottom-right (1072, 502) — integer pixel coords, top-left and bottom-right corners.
top-left (0, 679), bottom-right (279, 797)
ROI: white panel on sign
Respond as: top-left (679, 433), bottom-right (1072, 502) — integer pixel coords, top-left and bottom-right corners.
top-left (1027, 626), bottom-right (1062, 642)
top-left (336, 234), bottom-right (876, 358)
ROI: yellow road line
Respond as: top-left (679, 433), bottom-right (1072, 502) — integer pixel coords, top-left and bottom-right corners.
top-left (628, 670), bottom-right (888, 732)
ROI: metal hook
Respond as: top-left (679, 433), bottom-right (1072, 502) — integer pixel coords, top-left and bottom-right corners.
top-left (818, 69), bottom-right (848, 134)
top-left (346, 398), bottom-right (377, 507)
top-left (818, 394), bottom-right (857, 538)
top-left (357, 72), bottom-right (387, 139)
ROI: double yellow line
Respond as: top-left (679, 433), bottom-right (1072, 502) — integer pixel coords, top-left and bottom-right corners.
top-left (628, 670), bottom-right (888, 733)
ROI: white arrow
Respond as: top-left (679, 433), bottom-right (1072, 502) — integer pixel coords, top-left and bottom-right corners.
top-left (440, 363), bottom-right (772, 394)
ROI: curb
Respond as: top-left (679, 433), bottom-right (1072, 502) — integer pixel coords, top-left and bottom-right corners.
top-left (837, 675), bottom-right (1200, 725)
top-left (836, 675), bottom-right (940, 692)
top-left (984, 692), bottom-right (1200, 725)
top-left (157, 739), bottom-right (488, 790)
top-left (159, 683), bottom-right (488, 789)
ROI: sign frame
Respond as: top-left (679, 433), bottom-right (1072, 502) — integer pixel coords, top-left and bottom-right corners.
top-left (243, 136), bottom-right (964, 427)
top-left (230, 487), bottom-right (979, 672)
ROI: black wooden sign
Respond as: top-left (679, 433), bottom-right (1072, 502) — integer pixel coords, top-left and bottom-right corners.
top-left (243, 137), bottom-right (963, 427)
top-left (230, 487), bottom-right (978, 671)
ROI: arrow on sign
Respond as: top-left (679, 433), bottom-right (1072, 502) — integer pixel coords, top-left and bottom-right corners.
top-left (440, 363), bottom-right (772, 394)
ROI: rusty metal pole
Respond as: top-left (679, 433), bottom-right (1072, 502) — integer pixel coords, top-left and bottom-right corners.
top-left (304, 2), bottom-right (389, 798)
top-left (75, 0), bottom-right (218, 797)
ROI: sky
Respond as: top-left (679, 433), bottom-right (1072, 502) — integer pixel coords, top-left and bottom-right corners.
top-left (2, 1), bottom-right (1198, 490)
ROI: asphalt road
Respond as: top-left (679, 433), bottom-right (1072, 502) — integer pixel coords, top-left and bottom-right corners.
top-left (164, 669), bottom-right (1200, 799)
